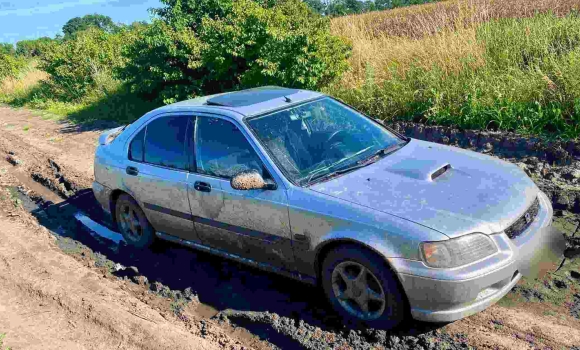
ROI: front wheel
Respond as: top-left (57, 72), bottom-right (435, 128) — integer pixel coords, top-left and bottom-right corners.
top-left (115, 194), bottom-right (155, 248)
top-left (321, 245), bottom-right (408, 329)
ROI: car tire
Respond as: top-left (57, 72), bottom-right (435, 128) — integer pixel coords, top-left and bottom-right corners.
top-left (115, 194), bottom-right (155, 249)
top-left (320, 244), bottom-right (407, 329)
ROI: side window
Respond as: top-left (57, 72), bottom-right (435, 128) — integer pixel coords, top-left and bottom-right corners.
top-left (196, 117), bottom-right (266, 179)
top-left (142, 116), bottom-right (189, 170)
top-left (129, 128), bottom-right (145, 162)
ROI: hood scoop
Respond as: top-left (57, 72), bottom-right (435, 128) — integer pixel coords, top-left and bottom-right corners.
top-left (385, 159), bottom-right (452, 181)
top-left (431, 164), bottom-right (451, 181)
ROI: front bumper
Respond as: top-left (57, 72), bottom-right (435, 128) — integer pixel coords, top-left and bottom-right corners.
top-left (390, 191), bottom-right (562, 323)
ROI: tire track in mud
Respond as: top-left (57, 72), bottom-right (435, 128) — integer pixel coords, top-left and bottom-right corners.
top-left (9, 182), bottom-right (469, 350)
top-left (0, 161), bottom-right (472, 348)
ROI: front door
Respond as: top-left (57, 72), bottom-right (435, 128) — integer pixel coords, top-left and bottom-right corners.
top-left (186, 115), bottom-right (294, 269)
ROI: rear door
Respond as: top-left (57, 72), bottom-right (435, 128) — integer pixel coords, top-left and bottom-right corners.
top-left (187, 115), bottom-right (295, 269)
top-left (123, 115), bottom-right (200, 242)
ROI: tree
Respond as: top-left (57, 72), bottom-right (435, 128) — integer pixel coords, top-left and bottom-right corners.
top-left (120, 0), bottom-right (351, 104)
top-left (303, 0), bottom-right (326, 13)
top-left (15, 37), bottom-right (55, 57)
top-left (303, 0), bottom-right (441, 16)
top-left (0, 43), bottom-right (15, 56)
top-left (62, 14), bottom-right (117, 38)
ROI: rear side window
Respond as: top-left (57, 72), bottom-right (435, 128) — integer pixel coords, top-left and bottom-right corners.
top-left (128, 116), bottom-right (190, 171)
top-left (144, 117), bottom-right (189, 170)
top-left (129, 129), bottom-right (145, 162)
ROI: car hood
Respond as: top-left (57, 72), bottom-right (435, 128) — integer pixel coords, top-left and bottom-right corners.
top-left (309, 139), bottom-right (539, 238)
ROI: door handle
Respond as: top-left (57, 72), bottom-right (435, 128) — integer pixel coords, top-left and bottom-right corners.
top-left (294, 233), bottom-right (309, 242)
top-left (126, 166), bottom-right (139, 176)
top-left (194, 181), bottom-right (211, 193)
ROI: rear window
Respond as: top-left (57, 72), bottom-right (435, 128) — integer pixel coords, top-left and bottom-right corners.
top-left (129, 129), bottom-right (145, 162)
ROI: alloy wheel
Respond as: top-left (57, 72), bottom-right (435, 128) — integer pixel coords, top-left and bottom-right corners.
top-left (331, 260), bottom-right (387, 320)
top-left (118, 204), bottom-right (143, 242)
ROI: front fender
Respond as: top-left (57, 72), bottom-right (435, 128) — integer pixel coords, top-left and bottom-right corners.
top-left (288, 188), bottom-right (447, 277)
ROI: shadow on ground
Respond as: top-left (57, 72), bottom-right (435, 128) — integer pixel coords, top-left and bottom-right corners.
top-left (21, 188), bottom-right (446, 349)
top-left (3, 81), bottom-right (160, 133)
top-left (61, 87), bottom-right (160, 132)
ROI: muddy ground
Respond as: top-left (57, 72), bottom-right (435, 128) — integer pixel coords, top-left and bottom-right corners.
top-left (0, 106), bottom-right (579, 349)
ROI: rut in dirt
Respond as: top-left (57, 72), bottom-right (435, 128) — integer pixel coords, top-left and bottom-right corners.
top-left (8, 180), bottom-right (475, 350)
top-left (1, 110), bottom-right (579, 349)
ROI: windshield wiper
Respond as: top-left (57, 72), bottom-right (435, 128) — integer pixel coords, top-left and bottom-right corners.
top-left (359, 142), bottom-right (405, 164)
top-left (305, 146), bottom-right (373, 185)
top-left (306, 143), bottom-right (406, 186)
top-left (307, 162), bottom-right (370, 185)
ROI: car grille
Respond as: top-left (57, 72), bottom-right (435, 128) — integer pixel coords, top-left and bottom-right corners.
top-left (505, 197), bottom-right (540, 239)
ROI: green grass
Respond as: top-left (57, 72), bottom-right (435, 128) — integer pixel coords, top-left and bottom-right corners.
top-left (0, 79), bottom-right (160, 129)
top-left (7, 187), bottom-right (22, 208)
top-left (328, 12), bottom-right (580, 139)
top-left (0, 333), bottom-right (11, 350)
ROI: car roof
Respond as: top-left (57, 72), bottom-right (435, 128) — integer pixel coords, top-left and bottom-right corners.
top-left (155, 86), bottom-right (325, 121)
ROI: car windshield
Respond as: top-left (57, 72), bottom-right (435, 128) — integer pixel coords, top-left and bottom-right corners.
top-left (246, 97), bottom-right (406, 186)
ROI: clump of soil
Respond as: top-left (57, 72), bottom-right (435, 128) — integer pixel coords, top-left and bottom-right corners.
top-left (215, 309), bottom-right (473, 350)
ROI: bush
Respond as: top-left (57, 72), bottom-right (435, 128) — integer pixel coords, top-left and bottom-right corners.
top-left (120, 0), bottom-right (351, 104)
top-left (39, 26), bottom-right (142, 101)
top-left (0, 53), bottom-right (26, 82)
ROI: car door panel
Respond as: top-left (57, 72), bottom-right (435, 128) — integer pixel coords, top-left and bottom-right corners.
top-left (122, 115), bottom-right (200, 243)
top-left (123, 163), bottom-right (197, 241)
top-left (186, 174), bottom-right (248, 255)
top-left (186, 114), bottom-right (295, 269)
top-left (221, 184), bottom-right (294, 269)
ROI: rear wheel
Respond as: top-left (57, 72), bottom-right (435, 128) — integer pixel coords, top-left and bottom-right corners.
top-left (115, 194), bottom-right (155, 248)
top-left (321, 245), bottom-right (407, 329)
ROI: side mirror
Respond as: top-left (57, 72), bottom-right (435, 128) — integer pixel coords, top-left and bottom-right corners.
top-left (375, 118), bottom-right (385, 125)
top-left (231, 170), bottom-right (277, 191)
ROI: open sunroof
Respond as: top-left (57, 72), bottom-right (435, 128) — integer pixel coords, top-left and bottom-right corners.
top-left (206, 87), bottom-right (299, 107)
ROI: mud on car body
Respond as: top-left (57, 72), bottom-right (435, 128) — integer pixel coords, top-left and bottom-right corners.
top-left (92, 86), bottom-right (564, 329)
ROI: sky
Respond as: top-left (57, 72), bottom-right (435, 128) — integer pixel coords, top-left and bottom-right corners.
top-left (0, 0), bottom-right (162, 44)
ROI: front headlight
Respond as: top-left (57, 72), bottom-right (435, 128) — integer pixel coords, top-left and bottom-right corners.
top-left (420, 233), bottom-right (498, 268)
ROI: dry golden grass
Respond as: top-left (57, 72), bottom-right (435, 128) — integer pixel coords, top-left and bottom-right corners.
top-left (330, 0), bottom-right (580, 88)
top-left (337, 26), bottom-right (485, 87)
top-left (331, 0), bottom-right (580, 39)
top-left (0, 65), bottom-right (48, 96)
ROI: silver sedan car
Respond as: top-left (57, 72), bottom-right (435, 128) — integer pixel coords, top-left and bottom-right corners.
top-left (92, 86), bottom-right (562, 329)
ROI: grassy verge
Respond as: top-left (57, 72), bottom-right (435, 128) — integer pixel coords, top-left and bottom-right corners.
top-left (328, 0), bottom-right (580, 139)
top-left (2, 0), bottom-right (580, 138)
top-left (0, 62), bottom-right (160, 128)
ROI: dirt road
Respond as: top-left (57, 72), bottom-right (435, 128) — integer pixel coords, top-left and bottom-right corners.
top-left (0, 217), bottom-right (223, 350)
top-left (0, 106), bottom-right (579, 349)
